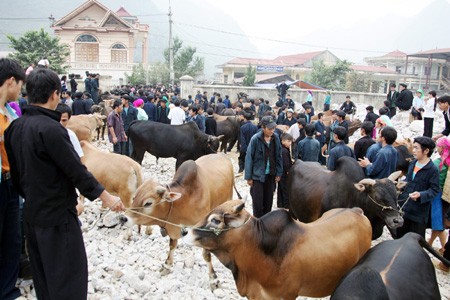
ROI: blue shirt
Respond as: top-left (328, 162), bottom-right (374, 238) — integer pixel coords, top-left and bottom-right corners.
top-left (365, 144), bottom-right (398, 179)
top-left (297, 137), bottom-right (320, 162)
top-left (327, 141), bottom-right (355, 171)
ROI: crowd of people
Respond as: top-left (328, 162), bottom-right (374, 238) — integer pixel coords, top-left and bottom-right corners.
top-left (3, 54), bottom-right (450, 299)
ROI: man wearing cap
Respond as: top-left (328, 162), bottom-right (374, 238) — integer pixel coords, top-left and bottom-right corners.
top-left (282, 108), bottom-right (297, 127)
top-left (336, 110), bottom-right (349, 144)
top-left (327, 126), bottom-right (355, 171)
top-left (395, 83), bottom-right (413, 111)
top-left (121, 94), bottom-right (138, 157)
top-left (245, 116), bottom-right (283, 217)
top-left (387, 83), bottom-right (399, 117)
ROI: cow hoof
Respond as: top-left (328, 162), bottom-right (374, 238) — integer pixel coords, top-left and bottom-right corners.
top-left (145, 226), bottom-right (153, 236)
top-left (160, 264), bottom-right (172, 275)
top-left (209, 278), bottom-right (220, 290)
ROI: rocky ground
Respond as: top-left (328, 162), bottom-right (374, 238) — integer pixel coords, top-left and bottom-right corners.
top-left (17, 102), bottom-right (450, 299)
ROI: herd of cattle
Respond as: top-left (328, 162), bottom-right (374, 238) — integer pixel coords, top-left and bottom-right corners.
top-left (66, 103), bottom-right (450, 299)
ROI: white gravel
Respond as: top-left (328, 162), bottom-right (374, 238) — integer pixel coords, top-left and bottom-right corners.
top-left (17, 105), bottom-right (450, 299)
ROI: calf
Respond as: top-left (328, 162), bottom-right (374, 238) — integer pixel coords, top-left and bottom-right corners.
top-left (91, 102), bottom-right (112, 140)
top-left (121, 154), bottom-right (235, 282)
top-left (67, 114), bottom-right (105, 142)
top-left (185, 200), bottom-right (372, 299)
top-left (331, 232), bottom-right (450, 300)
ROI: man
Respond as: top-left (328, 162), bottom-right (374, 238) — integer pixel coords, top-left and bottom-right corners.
top-left (91, 74), bottom-right (99, 104)
top-left (276, 80), bottom-right (289, 101)
top-left (359, 126), bottom-right (398, 179)
top-left (257, 98), bottom-right (267, 120)
top-left (157, 98), bottom-right (170, 124)
top-left (297, 124), bottom-right (320, 162)
top-left (143, 96), bottom-right (156, 121)
top-left (167, 99), bottom-right (185, 125)
top-left (71, 91), bottom-right (90, 115)
top-left (223, 95), bottom-right (231, 109)
top-left (354, 121), bottom-right (376, 160)
top-left (314, 112), bottom-right (327, 165)
top-left (188, 106), bottom-right (204, 132)
top-left (282, 108), bottom-right (297, 127)
top-left (340, 95), bottom-right (357, 119)
top-left (214, 97), bottom-right (226, 115)
top-left (69, 74), bottom-right (77, 94)
top-left (245, 116), bottom-right (283, 217)
top-left (337, 110), bottom-right (349, 144)
top-left (395, 83), bottom-right (413, 111)
top-left (5, 68), bottom-right (124, 300)
top-left (84, 72), bottom-right (92, 95)
top-left (286, 94), bottom-right (295, 110)
top-left (108, 99), bottom-right (127, 154)
top-left (62, 91), bottom-right (73, 108)
top-left (364, 105), bottom-right (379, 126)
top-left (121, 94), bottom-right (138, 156)
top-left (238, 111), bottom-right (258, 173)
top-left (0, 58), bottom-right (25, 300)
top-left (387, 83), bottom-right (399, 117)
top-left (432, 95), bottom-right (450, 141)
top-left (327, 126), bottom-right (355, 171)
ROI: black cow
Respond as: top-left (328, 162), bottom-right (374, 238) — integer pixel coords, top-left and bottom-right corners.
top-left (331, 232), bottom-right (450, 300)
top-left (216, 117), bottom-right (241, 153)
top-left (288, 157), bottom-right (404, 239)
top-left (129, 121), bottom-right (222, 169)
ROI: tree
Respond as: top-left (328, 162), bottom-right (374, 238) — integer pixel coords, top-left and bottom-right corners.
top-left (163, 37), bottom-right (204, 82)
top-left (7, 28), bottom-right (70, 74)
top-left (346, 71), bottom-right (383, 93)
top-left (242, 64), bottom-right (256, 86)
top-left (124, 64), bottom-right (147, 85)
top-left (147, 62), bottom-right (170, 85)
top-left (309, 60), bottom-right (352, 90)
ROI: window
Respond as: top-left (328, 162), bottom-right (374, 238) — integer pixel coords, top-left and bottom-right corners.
top-left (75, 34), bottom-right (99, 62)
top-left (111, 43), bottom-right (127, 63)
top-left (224, 75), bottom-right (228, 84)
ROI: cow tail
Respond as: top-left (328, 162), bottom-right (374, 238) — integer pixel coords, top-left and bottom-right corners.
top-left (417, 234), bottom-right (450, 266)
top-left (234, 183), bottom-right (242, 199)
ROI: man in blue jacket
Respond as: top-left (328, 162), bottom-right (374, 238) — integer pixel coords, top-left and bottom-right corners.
top-left (238, 111), bottom-right (258, 173)
top-left (245, 116), bottom-right (283, 217)
top-left (121, 94), bottom-right (138, 156)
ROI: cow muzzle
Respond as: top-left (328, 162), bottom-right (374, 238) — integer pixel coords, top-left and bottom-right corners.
top-left (119, 215), bottom-right (129, 225)
top-left (386, 215), bottom-right (404, 229)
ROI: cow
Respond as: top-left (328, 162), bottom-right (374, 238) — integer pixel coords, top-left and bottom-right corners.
top-left (128, 121), bottom-right (222, 169)
top-left (67, 114), bottom-right (105, 142)
top-left (216, 116), bottom-right (241, 153)
top-left (120, 154), bottom-right (236, 283)
top-left (288, 157), bottom-right (404, 239)
top-left (79, 141), bottom-right (143, 208)
top-left (184, 200), bottom-right (372, 299)
top-left (331, 232), bottom-right (450, 300)
top-left (91, 101), bottom-right (112, 141)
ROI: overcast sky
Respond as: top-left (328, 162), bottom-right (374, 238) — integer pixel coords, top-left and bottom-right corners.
top-left (208, 0), bottom-right (441, 56)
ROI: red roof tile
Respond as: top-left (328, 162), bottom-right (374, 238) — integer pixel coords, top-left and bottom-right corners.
top-left (382, 50), bottom-right (407, 58)
top-left (116, 6), bottom-right (133, 17)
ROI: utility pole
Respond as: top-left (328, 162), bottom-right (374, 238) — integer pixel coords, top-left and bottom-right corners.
top-left (168, 0), bottom-right (174, 87)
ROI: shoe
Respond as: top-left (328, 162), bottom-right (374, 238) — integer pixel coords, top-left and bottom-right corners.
top-left (433, 260), bottom-right (450, 273)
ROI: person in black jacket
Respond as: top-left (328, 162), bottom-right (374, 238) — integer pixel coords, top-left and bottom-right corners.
top-left (354, 121), bottom-right (376, 160)
top-left (238, 111), bottom-right (258, 173)
top-left (5, 68), bottom-right (124, 300)
top-left (337, 110), bottom-right (349, 144)
top-left (71, 91), bottom-right (90, 115)
top-left (364, 105), bottom-right (379, 126)
top-left (396, 136), bottom-right (440, 239)
top-left (277, 133), bottom-right (293, 209)
top-left (433, 95), bottom-right (450, 141)
top-left (395, 83), bottom-right (413, 111)
top-left (204, 108), bottom-right (217, 136)
top-left (387, 83), bottom-right (399, 117)
top-left (121, 94), bottom-right (138, 157)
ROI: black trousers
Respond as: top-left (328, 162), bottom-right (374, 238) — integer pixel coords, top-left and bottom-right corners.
top-left (238, 151), bottom-right (246, 172)
top-left (250, 175), bottom-right (276, 218)
top-left (395, 217), bottom-right (427, 239)
top-left (389, 107), bottom-right (397, 118)
top-left (25, 214), bottom-right (88, 300)
top-left (277, 176), bottom-right (289, 209)
top-left (423, 118), bottom-right (434, 138)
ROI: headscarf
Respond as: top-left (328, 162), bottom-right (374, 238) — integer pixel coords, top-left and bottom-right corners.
top-left (437, 137), bottom-right (450, 170)
top-left (133, 98), bottom-right (144, 108)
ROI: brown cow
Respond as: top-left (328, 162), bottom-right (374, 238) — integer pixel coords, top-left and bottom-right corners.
top-left (67, 114), bottom-right (105, 142)
top-left (121, 153), bottom-right (235, 282)
top-left (79, 141), bottom-right (142, 208)
top-left (185, 200), bottom-right (372, 299)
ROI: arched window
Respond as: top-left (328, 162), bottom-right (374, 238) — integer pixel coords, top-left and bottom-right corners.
top-left (75, 34), bottom-right (99, 62)
top-left (111, 43), bottom-right (127, 63)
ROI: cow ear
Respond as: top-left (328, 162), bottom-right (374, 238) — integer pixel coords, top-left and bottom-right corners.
top-left (216, 135), bottom-right (225, 141)
top-left (232, 202), bottom-right (245, 214)
top-left (166, 192), bottom-right (182, 202)
top-left (388, 170), bottom-right (402, 182)
top-left (354, 183), bottom-right (366, 192)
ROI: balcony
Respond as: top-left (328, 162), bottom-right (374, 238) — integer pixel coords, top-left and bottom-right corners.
top-left (69, 61), bottom-right (137, 71)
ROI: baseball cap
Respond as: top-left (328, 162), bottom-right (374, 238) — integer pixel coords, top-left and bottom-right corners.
top-left (287, 108), bottom-right (294, 113)
top-left (260, 116), bottom-right (277, 129)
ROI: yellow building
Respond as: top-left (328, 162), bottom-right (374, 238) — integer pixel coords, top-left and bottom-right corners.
top-left (52, 0), bottom-right (149, 87)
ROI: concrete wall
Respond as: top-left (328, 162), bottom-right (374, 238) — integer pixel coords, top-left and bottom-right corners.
top-left (182, 82), bottom-right (388, 111)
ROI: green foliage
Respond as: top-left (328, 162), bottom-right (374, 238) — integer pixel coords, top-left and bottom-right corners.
top-left (7, 28), bottom-right (69, 74)
top-left (163, 37), bottom-right (204, 81)
top-left (242, 64), bottom-right (256, 86)
top-left (309, 60), bottom-right (352, 90)
top-left (125, 64), bottom-right (147, 85)
top-left (147, 62), bottom-right (170, 85)
top-left (346, 71), bottom-right (383, 93)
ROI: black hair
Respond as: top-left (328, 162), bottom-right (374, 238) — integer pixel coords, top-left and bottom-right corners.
top-left (305, 124), bottom-right (315, 137)
top-left (380, 126), bottom-right (397, 145)
top-left (318, 112), bottom-right (324, 119)
top-left (389, 83), bottom-right (396, 88)
top-left (0, 58), bottom-right (26, 86)
top-left (65, 91), bottom-right (72, 97)
top-left (413, 136), bottom-right (435, 157)
top-left (61, 75), bottom-right (67, 81)
top-left (112, 99), bottom-right (122, 109)
top-left (206, 108), bottom-right (214, 115)
top-left (304, 105), bottom-right (312, 110)
top-left (190, 106), bottom-right (199, 114)
top-left (399, 83), bottom-right (407, 88)
top-left (281, 132), bottom-right (293, 141)
top-left (174, 99), bottom-right (180, 107)
top-left (26, 69), bottom-right (61, 104)
top-left (361, 121), bottom-right (374, 136)
top-left (180, 100), bottom-right (189, 108)
top-left (437, 95), bottom-right (450, 104)
top-left (21, 92), bottom-right (27, 97)
top-left (379, 107), bottom-right (389, 116)
top-left (334, 126), bottom-right (347, 141)
top-left (56, 103), bottom-right (72, 118)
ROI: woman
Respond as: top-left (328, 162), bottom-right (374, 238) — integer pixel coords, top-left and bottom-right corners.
top-left (429, 137), bottom-right (450, 252)
top-left (60, 75), bottom-right (67, 93)
top-left (133, 98), bottom-right (148, 121)
top-left (423, 90), bottom-right (436, 137)
top-left (323, 91), bottom-right (331, 112)
top-left (411, 89), bottom-right (424, 120)
top-left (306, 90), bottom-right (313, 104)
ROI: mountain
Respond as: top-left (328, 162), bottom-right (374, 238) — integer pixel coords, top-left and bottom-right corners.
top-left (0, 0), bottom-right (259, 78)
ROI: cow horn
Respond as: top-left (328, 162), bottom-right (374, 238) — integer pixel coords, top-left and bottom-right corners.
top-left (358, 178), bottom-right (376, 186)
top-left (156, 186), bottom-right (166, 195)
top-left (388, 170), bottom-right (402, 182)
top-left (232, 201), bottom-right (245, 214)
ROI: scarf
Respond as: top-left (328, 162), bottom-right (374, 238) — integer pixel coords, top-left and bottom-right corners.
top-left (437, 137), bottom-right (450, 170)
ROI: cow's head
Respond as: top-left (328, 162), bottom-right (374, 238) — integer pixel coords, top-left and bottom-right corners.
top-left (354, 172), bottom-right (404, 229)
top-left (183, 200), bottom-right (249, 251)
top-left (123, 179), bottom-right (182, 226)
top-left (205, 135), bottom-right (224, 153)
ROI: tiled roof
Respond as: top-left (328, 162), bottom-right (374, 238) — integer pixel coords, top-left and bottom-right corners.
top-left (274, 51), bottom-right (325, 65)
top-left (382, 50), bottom-right (407, 58)
top-left (116, 7), bottom-right (133, 17)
